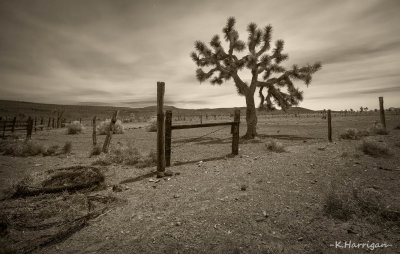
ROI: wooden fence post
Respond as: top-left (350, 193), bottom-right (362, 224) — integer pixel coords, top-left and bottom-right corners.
top-left (102, 110), bottom-right (118, 153)
top-left (34, 117), bottom-right (37, 133)
top-left (379, 97), bottom-right (386, 130)
top-left (200, 114), bottom-right (202, 124)
top-left (52, 118), bottom-right (55, 128)
top-left (48, 117), bottom-right (51, 128)
top-left (11, 117), bottom-right (16, 133)
top-left (328, 109), bottom-right (332, 142)
top-left (92, 116), bottom-right (97, 146)
top-left (157, 82), bottom-right (166, 175)
top-left (2, 120), bottom-right (6, 139)
top-left (232, 109), bottom-right (240, 155)
top-left (26, 117), bottom-right (33, 140)
top-left (165, 110), bottom-right (172, 167)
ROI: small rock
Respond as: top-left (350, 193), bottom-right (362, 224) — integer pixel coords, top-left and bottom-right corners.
top-left (347, 229), bottom-right (357, 234)
top-left (262, 211), bottom-right (268, 218)
top-left (173, 194), bottom-right (180, 198)
top-left (112, 185), bottom-right (123, 192)
top-left (164, 170), bottom-right (173, 176)
top-left (174, 172), bottom-right (181, 176)
top-left (175, 221), bottom-right (181, 226)
top-left (297, 237), bottom-right (303, 241)
top-left (149, 179), bottom-right (155, 182)
top-left (240, 184), bottom-right (247, 191)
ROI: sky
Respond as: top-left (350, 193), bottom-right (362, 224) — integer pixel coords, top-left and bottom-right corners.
top-left (0, 0), bottom-right (399, 110)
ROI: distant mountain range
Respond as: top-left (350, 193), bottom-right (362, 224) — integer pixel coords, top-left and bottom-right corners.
top-left (0, 99), bottom-right (316, 120)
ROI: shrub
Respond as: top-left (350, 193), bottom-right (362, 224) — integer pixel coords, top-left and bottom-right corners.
top-left (90, 145), bottom-right (102, 157)
top-left (146, 118), bottom-right (157, 132)
top-left (340, 128), bottom-right (369, 140)
top-left (265, 139), bottom-right (285, 153)
top-left (359, 139), bottom-right (389, 157)
top-left (43, 145), bottom-right (59, 156)
top-left (97, 119), bottom-right (124, 135)
top-left (93, 142), bottom-right (156, 168)
top-left (66, 121), bottom-right (85, 135)
top-left (324, 187), bottom-right (356, 221)
top-left (1, 140), bottom-right (46, 157)
top-left (368, 123), bottom-right (388, 135)
top-left (62, 141), bottom-right (72, 154)
top-left (323, 182), bottom-right (396, 224)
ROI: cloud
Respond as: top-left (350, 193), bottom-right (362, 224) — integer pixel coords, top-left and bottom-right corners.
top-left (0, 0), bottom-right (399, 110)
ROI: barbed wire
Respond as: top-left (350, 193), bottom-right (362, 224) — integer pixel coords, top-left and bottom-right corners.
top-left (171, 125), bottom-right (231, 149)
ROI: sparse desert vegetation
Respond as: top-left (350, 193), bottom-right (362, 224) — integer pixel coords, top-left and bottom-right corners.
top-left (359, 139), bottom-right (390, 157)
top-left (265, 139), bottom-right (285, 152)
top-left (146, 118), bottom-right (157, 132)
top-left (66, 121), bottom-right (85, 134)
top-left (93, 142), bottom-right (156, 168)
top-left (339, 128), bottom-right (369, 140)
top-left (1, 108), bottom-right (399, 253)
top-left (97, 119), bottom-right (124, 135)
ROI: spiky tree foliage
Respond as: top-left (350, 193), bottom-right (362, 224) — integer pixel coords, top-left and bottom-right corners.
top-left (191, 17), bottom-right (321, 138)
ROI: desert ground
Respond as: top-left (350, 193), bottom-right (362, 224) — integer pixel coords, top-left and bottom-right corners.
top-left (1, 112), bottom-right (399, 253)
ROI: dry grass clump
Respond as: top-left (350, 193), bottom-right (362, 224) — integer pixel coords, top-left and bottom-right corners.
top-left (0, 140), bottom-right (46, 157)
top-left (66, 121), bottom-right (85, 135)
top-left (97, 119), bottom-right (124, 135)
top-left (90, 145), bottom-right (102, 157)
top-left (146, 118), bottom-right (157, 132)
top-left (339, 128), bottom-right (369, 140)
top-left (368, 123), bottom-right (388, 135)
top-left (359, 139), bottom-right (389, 157)
top-left (93, 142), bottom-right (156, 168)
top-left (324, 182), bottom-right (399, 223)
top-left (0, 139), bottom-right (72, 157)
top-left (62, 141), bottom-right (72, 154)
top-left (265, 139), bottom-right (285, 153)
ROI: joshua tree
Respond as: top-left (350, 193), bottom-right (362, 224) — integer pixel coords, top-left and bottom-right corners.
top-left (191, 17), bottom-right (321, 138)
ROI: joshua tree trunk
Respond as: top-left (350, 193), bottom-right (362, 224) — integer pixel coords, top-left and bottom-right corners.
top-left (244, 89), bottom-right (257, 139)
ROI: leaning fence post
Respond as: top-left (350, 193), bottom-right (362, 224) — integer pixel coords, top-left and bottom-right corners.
top-left (102, 110), bottom-right (118, 153)
top-left (232, 109), bottom-right (240, 155)
top-left (328, 109), bottom-right (332, 142)
top-left (165, 110), bottom-right (172, 167)
top-left (2, 120), bottom-right (6, 139)
top-left (157, 82), bottom-right (166, 176)
top-left (92, 116), bottom-right (97, 146)
top-left (26, 117), bottom-right (33, 139)
top-left (11, 117), bottom-right (16, 133)
top-left (379, 97), bottom-right (386, 130)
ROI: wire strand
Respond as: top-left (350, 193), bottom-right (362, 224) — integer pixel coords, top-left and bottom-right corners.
top-left (172, 125), bottom-right (231, 148)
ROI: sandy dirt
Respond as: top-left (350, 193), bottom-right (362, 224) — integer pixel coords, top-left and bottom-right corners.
top-left (0, 114), bottom-right (399, 253)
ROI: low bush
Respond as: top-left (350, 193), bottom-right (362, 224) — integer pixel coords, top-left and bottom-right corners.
top-left (359, 139), bottom-right (389, 157)
top-left (43, 145), bottom-right (60, 156)
top-left (368, 123), bottom-right (388, 135)
top-left (146, 118), bottom-right (157, 132)
top-left (62, 141), bottom-right (72, 154)
top-left (66, 121), bottom-right (85, 135)
top-left (0, 140), bottom-right (46, 157)
top-left (93, 142), bottom-right (156, 168)
top-left (323, 182), bottom-right (398, 224)
top-left (339, 128), bottom-right (369, 140)
top-left (97, 119), bottom-right (124, 135)
top-left (265, 139), bottom-right (285, 153)
top-left (90, 145), bottom-right (102, 156)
